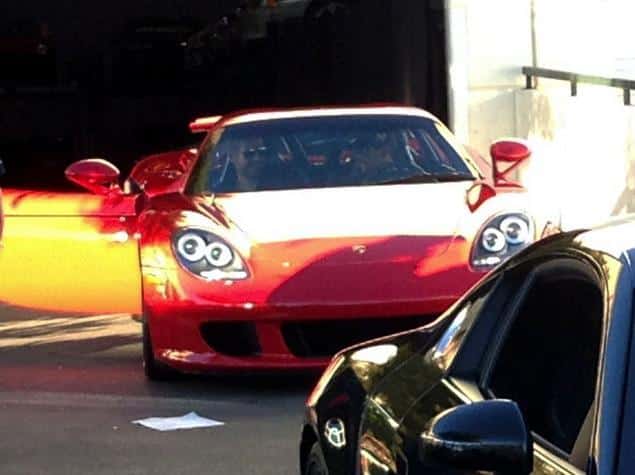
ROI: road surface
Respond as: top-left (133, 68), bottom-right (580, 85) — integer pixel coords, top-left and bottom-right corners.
top-left (0, 305), bottom-right (317, 475)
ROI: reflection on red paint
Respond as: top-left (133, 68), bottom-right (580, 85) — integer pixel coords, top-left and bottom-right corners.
top-left (0, 188), bottom-right (142, 314)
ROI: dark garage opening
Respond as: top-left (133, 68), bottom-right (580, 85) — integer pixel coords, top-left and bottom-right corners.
top-left (0, 0), bottom-right (448, 190)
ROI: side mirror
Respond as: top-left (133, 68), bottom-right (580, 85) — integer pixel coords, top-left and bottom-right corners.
top-left (0, 158), bottom-right (5, 177)
top-left (65, 159), bottom-right (121, 195)
top-left (465, 181), bottom-right (497, 212)
top-left (419, 400), bottom-right (533, 474)
top-left (490, 139), bottom-right (531, 188)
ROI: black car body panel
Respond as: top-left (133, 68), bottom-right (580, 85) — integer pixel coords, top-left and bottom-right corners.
top-left (304, 323), bottom-right (445, 475)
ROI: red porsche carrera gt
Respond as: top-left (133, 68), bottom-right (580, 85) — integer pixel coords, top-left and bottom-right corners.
top-left (0, 105), bottom-right (558, 379)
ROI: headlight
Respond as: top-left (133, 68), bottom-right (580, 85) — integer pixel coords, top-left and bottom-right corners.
top-left (205, 242), bottom-right (233, 268)
top-left (471, 213), bottom-right (533, 269)
top-left (173, 229), bottom-right (248, 280)
top-left (481, 227), bottom-right (506, 253)
top-left (176, 233), bottom-right (207, 262)
top-left (500, 216), bottom-right (530, 245)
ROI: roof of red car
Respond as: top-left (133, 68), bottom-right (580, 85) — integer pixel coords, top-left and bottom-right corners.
top-left (189, 104), bottom-right (439, 133)
top-left (223, 105), bottom-right (438, 125)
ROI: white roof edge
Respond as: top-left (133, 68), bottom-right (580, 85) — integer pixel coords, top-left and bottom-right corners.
top-left (223, 107), bottom-right (439, 126)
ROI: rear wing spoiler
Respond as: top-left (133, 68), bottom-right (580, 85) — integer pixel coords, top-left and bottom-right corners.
top-left (189, 115), bottom-right (223, 134)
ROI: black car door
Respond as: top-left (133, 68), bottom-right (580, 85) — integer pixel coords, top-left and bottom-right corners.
top-left (359, 274), bottom-right (506, 475)
top-left (404, 251), bottom-right (619, 474)
top-left (484, 257), bottom-right (605, 473)
top-left (482, 251), bottom-right (635, 475)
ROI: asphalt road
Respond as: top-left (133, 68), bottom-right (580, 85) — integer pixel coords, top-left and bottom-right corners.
top-left (0, 304), bottom-right (317, 475)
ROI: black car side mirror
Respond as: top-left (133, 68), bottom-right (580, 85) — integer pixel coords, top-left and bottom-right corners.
top-left (0, 158), bottom-right (5, 177)
top-left (419, 400), bottom-right (533, 474)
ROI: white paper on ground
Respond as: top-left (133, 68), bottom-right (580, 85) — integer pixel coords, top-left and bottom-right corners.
top-left (132, 412), bottom-right (225, 431)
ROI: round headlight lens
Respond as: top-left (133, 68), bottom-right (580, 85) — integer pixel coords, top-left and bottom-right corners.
top-left (481, 227), bottom-right (506, 253)
top-left (205, 241), bottom-right (233, 268)
top-left (176, 233), bottom-right (207, 262)
top-left (500, 216), bottom-right (530, 245)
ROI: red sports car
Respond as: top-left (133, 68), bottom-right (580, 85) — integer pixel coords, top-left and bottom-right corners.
top-left (0, 105), bottom-right (557, 379)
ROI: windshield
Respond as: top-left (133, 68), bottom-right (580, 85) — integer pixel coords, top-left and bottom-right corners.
top-left (186, 115), bottom-right (477, 194)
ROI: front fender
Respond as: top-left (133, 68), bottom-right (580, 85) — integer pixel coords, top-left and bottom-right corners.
top-left (304, 324), bottom-right (443, 475)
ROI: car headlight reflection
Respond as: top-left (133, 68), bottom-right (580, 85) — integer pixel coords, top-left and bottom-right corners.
top-left (173, 230), bottom-right (248, 280)
top-left (472, 213), bottom-right (533, 269)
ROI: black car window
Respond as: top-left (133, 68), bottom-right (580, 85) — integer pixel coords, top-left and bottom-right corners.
top-left (486, 258), bottom-right (604, 461)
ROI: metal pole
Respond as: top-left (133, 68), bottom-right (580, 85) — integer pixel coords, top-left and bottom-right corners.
top-left (530, 0), bottom-right (538, 87)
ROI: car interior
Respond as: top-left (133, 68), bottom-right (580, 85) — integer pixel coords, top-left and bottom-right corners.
top-left (488, 261), bottom-right (604, 469)
top-left (200, 118), bottom-right (476, 194)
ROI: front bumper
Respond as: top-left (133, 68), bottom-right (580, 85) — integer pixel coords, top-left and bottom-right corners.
top-left (142, 259), bottom-right (486, 372)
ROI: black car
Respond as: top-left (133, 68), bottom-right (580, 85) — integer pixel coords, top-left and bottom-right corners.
top-left (301, 216), bottom-right (635, 475)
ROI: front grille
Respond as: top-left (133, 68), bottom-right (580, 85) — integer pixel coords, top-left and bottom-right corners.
top-left (200, 322), bottom-right (261, 357)
top-left (282, 316), bottom-right (435, 358)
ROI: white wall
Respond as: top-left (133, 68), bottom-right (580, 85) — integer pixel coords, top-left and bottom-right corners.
top-left (445, 0), bottom-right (532, 148)
top-left (517, 86), bottom-right (635, 228)
top-left (533, 0), bottom-right (635, 77)
top-left (446, 0), bottom-right (635, 228)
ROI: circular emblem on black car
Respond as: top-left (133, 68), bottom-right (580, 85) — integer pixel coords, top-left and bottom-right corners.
top-left (324, 418), bottom-right (346, 449)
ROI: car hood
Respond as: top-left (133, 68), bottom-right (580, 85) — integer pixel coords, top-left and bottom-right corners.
top-left (203, 182), bottom-right (474, 247)
top-left (335, 324), bottom-right (443, 393)
top-left (188, 182), bottom-right (480, 307)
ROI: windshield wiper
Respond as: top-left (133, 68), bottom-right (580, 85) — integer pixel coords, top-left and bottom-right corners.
top-left (376, 172), bottom-right (474, 186)
top-left (432, 173), bottom-right (475, 182)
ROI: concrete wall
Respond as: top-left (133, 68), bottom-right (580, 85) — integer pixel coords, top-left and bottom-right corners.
top-left (445, 0), bottom-right (532, 148)
top-left (447, 0), bottom-right (635, 228)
